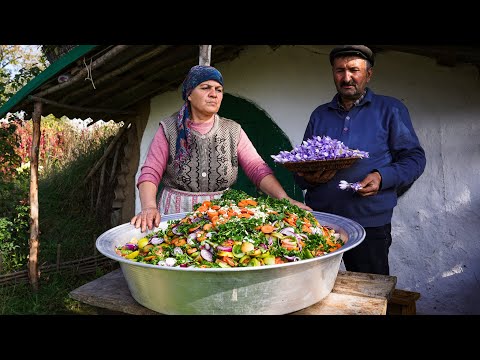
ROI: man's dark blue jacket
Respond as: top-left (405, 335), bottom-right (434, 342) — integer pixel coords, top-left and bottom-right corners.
top-left (295, 88), bottom-right (426, 227)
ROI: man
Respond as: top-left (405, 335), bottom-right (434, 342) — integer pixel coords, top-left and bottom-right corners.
top-left (294, 45), bottom-right (426, 275)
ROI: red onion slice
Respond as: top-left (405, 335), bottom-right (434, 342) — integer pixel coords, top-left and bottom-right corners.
top-left (124, 243), bottom-right (138, 251)
top-left (172, 225), bottom-right (183, 235)
top-left (200, 249), bottom-right (213, 262)
top-left (217, 245), bottom-right (232, 252)
top-left (280, 227), bottom-right (295, 237)
top-left (150, 237), bottom-right (164, 245)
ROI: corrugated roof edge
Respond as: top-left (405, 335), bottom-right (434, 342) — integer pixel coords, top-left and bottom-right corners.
top-left (0, 45), bottom-right (99, 119)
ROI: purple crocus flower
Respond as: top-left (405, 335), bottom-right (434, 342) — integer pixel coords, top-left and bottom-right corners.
top-left (271, 136), bottom-right (369, 163)
top-left (338, 180), bottom-right (363, 192)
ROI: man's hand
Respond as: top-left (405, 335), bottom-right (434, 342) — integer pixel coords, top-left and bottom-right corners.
top-left (130, 207), bottom-right (161, 232)
top-left (356, 172), bottom-right (382, 197)
top-left (297, 169), bottom-right (337, 184)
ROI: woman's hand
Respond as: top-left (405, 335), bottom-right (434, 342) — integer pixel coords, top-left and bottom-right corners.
top-left (130, 207), bottom-right (161, 233)
top-left (286, 197), bottom-right (312, 211)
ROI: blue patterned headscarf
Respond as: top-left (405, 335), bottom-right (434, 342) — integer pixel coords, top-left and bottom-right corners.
top-left (175, 65), bottom-right (224, 168)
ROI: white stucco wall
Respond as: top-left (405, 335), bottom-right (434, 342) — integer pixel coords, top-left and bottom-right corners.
top-left (137, 45), bottom-right (480, 314)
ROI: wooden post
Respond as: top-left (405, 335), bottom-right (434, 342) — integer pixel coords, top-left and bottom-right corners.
top-left (95, 162), bottom-right (107, 216)
top-left (93, 235), bottom-right (97, 271)
top-left (56, 243), bottom-right (61, 272)
top-left (28, 101), bottom-right (42, 292)
top-left (199, 45), bottom-right (212, 66)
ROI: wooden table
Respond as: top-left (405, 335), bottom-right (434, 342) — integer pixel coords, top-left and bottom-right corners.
top-left (70, 269), bottom-right (397, 315)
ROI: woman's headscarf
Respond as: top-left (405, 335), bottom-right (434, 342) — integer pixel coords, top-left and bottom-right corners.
top-left (175, 65), bottom-right (224, 168)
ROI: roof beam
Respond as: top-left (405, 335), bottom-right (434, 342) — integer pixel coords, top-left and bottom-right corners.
top-left (74, 45), bottom-right (198, 107)
top-left (63, 45), bottom-right (171, 103)
top-left (28, 95), bottom-right (136, 115)
top-left (34, 45), bottom-right (130, 98)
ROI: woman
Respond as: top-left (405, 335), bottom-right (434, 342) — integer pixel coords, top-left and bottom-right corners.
top-left (131, 65), bottom-right (310, 232)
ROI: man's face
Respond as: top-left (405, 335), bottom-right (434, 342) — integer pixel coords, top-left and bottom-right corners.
top-left (332, 56), bottom-right (372, 100)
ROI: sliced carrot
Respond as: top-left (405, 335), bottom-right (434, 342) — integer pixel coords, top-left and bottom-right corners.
top-left (196, 206), bottom-right (208, 212)
top-left (188, 225), bottom-right (201, 233)
top-left (211, 205), bottom-right (221, 210)
top-left (202, 201), bottom-right (212, 208)
top-left (207, 211), bottom-right (218, 218)
top-left (261, 225), bottom-right (274, 234)
top-left (322, 227), bottom-right (331, 238)
top-left (223, 256), bottom-right (236, 267)
top-left (326, 239), bottom-right (336, 247)
top-left (285, 218), bottom-right (296, 226)
top-left (302, 224), bottom-right (312, 234)
top-left (240, 208), bottom-right (254, 215)
top-left (203, 223), bottom-right (213, 231)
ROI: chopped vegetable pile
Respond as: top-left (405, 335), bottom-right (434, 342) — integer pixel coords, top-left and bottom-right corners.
top-left (271, 135), bottom-right (369, 163)
top-left (116, 189), bottom-right (345, 268)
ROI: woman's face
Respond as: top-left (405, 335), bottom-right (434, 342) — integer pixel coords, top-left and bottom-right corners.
top-left (188, 80), bottom-right (223, 117)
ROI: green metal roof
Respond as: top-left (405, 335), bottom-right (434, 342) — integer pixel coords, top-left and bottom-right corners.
top-left (0, 45), bottom-right (99, 119)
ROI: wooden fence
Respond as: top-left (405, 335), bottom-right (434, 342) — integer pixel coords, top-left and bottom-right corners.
top-left (0, 254), bottom-right (117, 286)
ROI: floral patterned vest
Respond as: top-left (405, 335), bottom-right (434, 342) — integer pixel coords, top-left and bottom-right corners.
top-left (160, 113), bottom-right (241, 192)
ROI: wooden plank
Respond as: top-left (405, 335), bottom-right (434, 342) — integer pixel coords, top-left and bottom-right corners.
top-left (334, 270), bottom-right (397, 300)
top-left (291, 293), bottom-right (387, 315)
top-left (70, 269), bottom-right (158, 315)
top-left (386, 289), bottom-right (421, 315)
top-left (70, 269), bottom-right (396, 315)
top-left (389, 288), bottom-right (421, 305)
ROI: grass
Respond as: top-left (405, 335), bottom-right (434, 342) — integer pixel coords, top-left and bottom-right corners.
top-left (37, 146), bottom-right (108, 264)
top-left (0, 269), bottom-right (110, 315)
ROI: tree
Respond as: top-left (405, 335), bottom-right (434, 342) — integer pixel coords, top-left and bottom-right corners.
top-left (0, 45), bottom-right (47, 107)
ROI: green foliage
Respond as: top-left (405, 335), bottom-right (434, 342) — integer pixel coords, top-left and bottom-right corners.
top-left (0, 204), bottom-right (29, 272)
top-left (40, 45), bottom-right (77, 64)
top-left (0, 118), bottom-right (22, 180)
top-left (0, 161), bottom-right (30, 273)
top-left (0, 45), bottom-right (46, 106)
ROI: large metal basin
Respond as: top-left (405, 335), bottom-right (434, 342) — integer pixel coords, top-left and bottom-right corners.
top-left (96, 211), bottom-right (365, 315)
